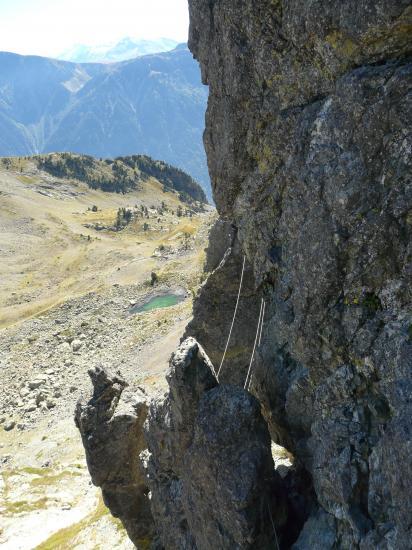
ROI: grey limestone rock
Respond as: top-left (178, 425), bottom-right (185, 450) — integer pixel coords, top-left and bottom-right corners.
top-left (144, 337), bottom-right (281, 549)
top-left (188, 0), bottom-right (412, 547)
top-left (182, 384), bottom-right (281, 550)
top-left (185, 221), bottom-right (262, 386)
top-left (75, 366), bottom-right (154, 546)
top-left (76, 1), bottom-right (412, 547)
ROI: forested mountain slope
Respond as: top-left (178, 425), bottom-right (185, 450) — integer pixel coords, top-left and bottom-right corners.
top-left (0, 45), bottom-right (210, 198)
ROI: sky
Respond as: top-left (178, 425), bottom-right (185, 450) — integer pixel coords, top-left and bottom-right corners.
top-left (0, 0), bottom-right (189, 57)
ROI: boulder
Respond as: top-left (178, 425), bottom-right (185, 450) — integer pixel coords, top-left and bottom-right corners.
top-left (71, 339), bottom-right (82, 352)
top-left (3, 420), bottom-right (15, 431)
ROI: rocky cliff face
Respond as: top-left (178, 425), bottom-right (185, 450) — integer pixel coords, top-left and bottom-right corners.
top-left (187, 0), bottom-right (412, 548)
top-left (144, 338), bottom-right (282, 549)
top-left (76, 1), bottom-right (411, 548)
top-left (77, 339), bottom-right (286, 548)
top-left (185, 220), bottom-right (262, 385)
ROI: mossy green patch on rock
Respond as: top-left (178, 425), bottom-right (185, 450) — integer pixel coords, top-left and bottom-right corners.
top-left (362, 292), bottom-right (382, 314)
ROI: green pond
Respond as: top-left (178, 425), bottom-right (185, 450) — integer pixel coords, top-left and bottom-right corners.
top-left (130, 293), bottom-right (185, 314)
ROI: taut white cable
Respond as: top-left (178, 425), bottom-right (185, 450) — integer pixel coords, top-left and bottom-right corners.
top-left (244, 298), bottom-right (264, 390)
top-left (258, 300), bottom-right (266, 346)
top-left (217, 255), bottom-right (246, 379)
top-left (247, 300), bottom-right (266, 390)
top-left (268, 501), bottom-right (280, 550)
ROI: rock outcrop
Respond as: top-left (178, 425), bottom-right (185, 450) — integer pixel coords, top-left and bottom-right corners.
top-left (144, 338), bottom-right (282, 549)
top-left (77, 340), bottom-right (284, 549)
top-left (185, 220), bottom-right (261, 385)
top-left (75, 367), bottom-right (154, 546)
top-left (76, 1), bottom-right (411, 548)
top-left (187, 0), bottom-right (412, 548)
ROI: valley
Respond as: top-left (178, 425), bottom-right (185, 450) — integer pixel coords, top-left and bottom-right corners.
top-left (0, 155), bottom-right (214, 548)
top-left (0, 45), bottom-right (210, 198)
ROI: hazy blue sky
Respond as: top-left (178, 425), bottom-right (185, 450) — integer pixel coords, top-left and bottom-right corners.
top-left (0, 0), bottom-right (189, 57)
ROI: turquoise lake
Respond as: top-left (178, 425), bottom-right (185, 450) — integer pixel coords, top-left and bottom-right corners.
top-left (130, 293), bottom-right (185, 314)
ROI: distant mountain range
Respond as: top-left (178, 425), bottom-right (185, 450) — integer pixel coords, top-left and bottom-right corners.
top-left (58, 37), bottom-right (179, 64)
top-left (0, 45), bottom-right (211, 198)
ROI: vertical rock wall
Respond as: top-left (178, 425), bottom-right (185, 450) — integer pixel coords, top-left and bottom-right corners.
top-left (184, 219), bottom-right (262, 385)
top-left (188, 1), bottom-right (412, 548)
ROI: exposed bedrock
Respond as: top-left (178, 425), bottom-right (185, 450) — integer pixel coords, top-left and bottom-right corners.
top-left (144, 337), bottom-right (286, 549)
top-left (188, 0), bottom-right (412, 548)
top-left (76, 1), bottom-right (412, 548)
top-left (75, 367), bottom-right (154, 546)
top-left (185, 219), bottom-right (262, 385)
top-left (76, 340), bottom-right (290, 549)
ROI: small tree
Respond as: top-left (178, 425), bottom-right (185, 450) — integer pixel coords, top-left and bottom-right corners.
top-left (150, 272), bottom-right (158, 286)
top-left (183, 232), bottom-right (191, 250)
top-left (116, 209), bottom-right (123, 230)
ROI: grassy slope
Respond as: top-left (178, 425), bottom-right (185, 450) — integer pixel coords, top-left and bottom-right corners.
top-left (0, 156), bottom-right (210, 327)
